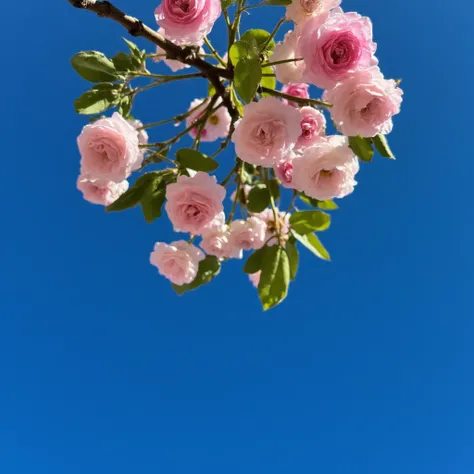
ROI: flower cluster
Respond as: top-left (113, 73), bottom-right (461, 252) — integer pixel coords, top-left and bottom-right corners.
top-left (70, 0), bottom-right (403, 310)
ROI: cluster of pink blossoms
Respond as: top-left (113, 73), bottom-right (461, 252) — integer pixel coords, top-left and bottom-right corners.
top-left (73, 0), bottom-right (402, 296)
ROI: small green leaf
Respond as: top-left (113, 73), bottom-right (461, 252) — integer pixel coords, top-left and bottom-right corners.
top-left (208, 82), bottom-right (216, 97)
top-left (118, 94), bottom-right (133, 118)
top-left (241, 29), bottom-right (276, 55)
top-left (112, 52), bottom-right (139, 73)
top-left (290, 210), bottom-right (331, 234)
top-left (292, 231), bottom-right (330, 261)
top-left (173, 256), bottom-right (221, 295)
top-left (229, 40), bottom-right (251, 66)
top-left (247, 184), bottom-right (271, 213)
top-left (141, 188), bottom-right (166, 223)
top-left (74, 88), bottom-right (119, 115)
top-left (265, 0), bottom-right (291, 5)
top-left (176, 148), bottom-right (219, 172)
top-left (260, 64), bottom-right (276, 96)
top-left (243, 247), bottom-right (266, 274)
top-left (372, 134), bottom-right (395, 159)
top-left (221, 0), bottom-right (237, 8)
top-left (234, 57), bottom-right (262, 104)
top-left (349, 135), bottom-right (374, 162)
top-left (258, 246), bottom-right (290, 311)
top-left (123, 38), bottom-right (141, 57)
top-left (71, 51), bottom-right (119, 83)
top-left (298, 193), bottom-right (338, 211)
top-left (106, 172), bottom-right (165, 213)
top-left (285, 240), bottom-right (299, 281)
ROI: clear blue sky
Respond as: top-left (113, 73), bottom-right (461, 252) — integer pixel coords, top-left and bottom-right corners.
top-left (1, 0), bottom-right (474, 473)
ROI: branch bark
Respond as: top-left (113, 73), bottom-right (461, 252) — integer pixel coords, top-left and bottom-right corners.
top-left (67, 0), bottom-right (238, 120)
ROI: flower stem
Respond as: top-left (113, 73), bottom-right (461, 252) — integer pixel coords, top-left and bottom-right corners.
top-left (261, 57), bottom-right (304, 68)
top-left (259, 17), bottom-right (286, 54)
top-left (260, 87), bottom-right (333, 108)
top-left (203, 37), bottom-right (227, 68)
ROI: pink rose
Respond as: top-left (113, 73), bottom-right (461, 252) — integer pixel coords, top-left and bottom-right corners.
top-left (200, 225), bottom-right (242, 260)
top-left (248, 271), bottom-right (261, 288)
top-left (231, 97), bottom-right (301, 167)
top-left (281, 83), bottom-right (310, 107)
top-left (78, 112), bottom-right (141, 183)
top-left (286, 0), bottom-right (341, 26)
top-left (254, 208), bottom-right (291, 246)
top-left (323, 67), bottom-right (403, 137)
top-left (186, 98), bottom-right (231, 142)
top-left (77, 176), bottom-right (129, 206)
top-left (165, 172), bottom-right (226, 234)
top-left (154, 0), bottom-right (221, 44)
top-left (275, 156), bottom-right (296, 189)
top-left (229, 217), bottom-right (267, 251)
top-left (150, 240), bottom-right (205, 286)
top-left (292, 135), bottom-right (359, 200)
top-left (300, 11), bottom-right (378, 89)
top-left (272, 31), bottom-right (305, 85)
top-left (296, 106), bottom-right (326, 150)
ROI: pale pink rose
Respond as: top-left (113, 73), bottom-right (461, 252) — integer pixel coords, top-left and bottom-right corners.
top-left (292, 135), bottom-right (359, 200)
top-left (254, 208), bottom-right (291, 246)
top-left (154, 0), bottom-right (221, 44)
top-left (77, 176), bottom-right (129, 206)
top-left (200, 225), bottom-right (242, 259)
top-left (185, 98), bottom-right (231, 142)
top-left (296, 106), bottom-right (326, 150)
top-left (323, 67), bottom-right (403, 137)
top-left (78, 112), bottom-right (141, 183)
top-left (275, 156), bottom-right (296, 189)
top-left (286, 0), bottom-right (340, 26)
top-left (165, 172), bottom-right (226, 234)
top-left (229, 184), bottom-right (251, 204)
top-left (300, 11), bottom-right (378, 89)
top-left (150, 240), bottom-right (205, 286)
top-left (229, 217), bottom-right (267, 251)
top-left (249, 271), bottom-right (261, 288)
top-left (153, 29), bottom-right (205, 71)
top-left (272, 31), bottom-right (305, 85)
top-left (281, 83), bottom-right (310, 107)
top-left (231, 97), bottom-right (301, 167)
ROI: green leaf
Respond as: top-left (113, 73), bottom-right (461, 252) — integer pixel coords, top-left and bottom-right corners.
top-left (258, 246), bottom-right (290, 311)
top-left (285, 240), bottom-right (299, 281)
top-left (118, 94), bottom-right (133, 118)
top-left (243, 247), bottom-right (266, 274)
top-left (141, 188), bottom-right (166, 223)
top-left (349, 135), bottom-right (374, 162)
top-left (372, 134), bottom-right (395, 159)
top-left (241, 29), bottom-right (276, 55)
top-left (247, 184), bottom-right (270, 213)
top-left (292, 231), bottom-right (330, 261)
top-left (173, 256), bottom-right (221, 295)
top-left (74, 83), bottom-right (121, 115)
top-left (290, 210), bottom-right (331, 234)
top-left (267, 178), bottom-right (280, 201)
top-left (298, 193), bottom-right (338, 211)
top-left (316, 199), bottom-right (338, 210)
top-left (176, 148), bottom-right (219, 172)
top-left (112, 52), bottom-right (139, 73)
top-left (260, 64), bottom-right (276, 96)
top-left (265, 0), bottom-right (292, 5)
top-left (234, 57), bottom-right (262, 104)
top-left (123, 38), bottom-right (141, 57)
top-left (71, 51), bottom-right (119, 83)
top-left (229, 40), bottom-right (251, 66)
top-left (106, 172), bottom-right (165, 213)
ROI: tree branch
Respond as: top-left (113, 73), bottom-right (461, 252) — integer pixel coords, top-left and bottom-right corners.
top-left (67, 0), bottom-right (238, 120)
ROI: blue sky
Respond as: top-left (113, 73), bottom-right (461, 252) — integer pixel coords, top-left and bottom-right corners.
top-left (1, 0), bottom-right (474, 473)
